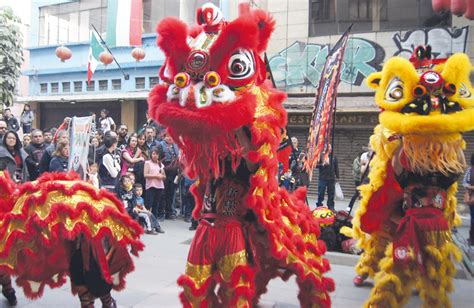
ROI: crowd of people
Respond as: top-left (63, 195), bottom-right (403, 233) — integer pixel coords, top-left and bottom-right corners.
top-left (0, 108), bottom-right (198, 236)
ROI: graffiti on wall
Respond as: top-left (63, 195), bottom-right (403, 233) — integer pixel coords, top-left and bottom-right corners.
top-left (270, 27), bottom-right (469, 91)
top-left (393, 26), bottom-right (469, 58)
top-left (269, 38), bottom-right (385, 88)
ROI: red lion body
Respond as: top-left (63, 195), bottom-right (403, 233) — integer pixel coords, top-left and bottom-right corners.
top-left (149, 3), bottom-right (334, 307)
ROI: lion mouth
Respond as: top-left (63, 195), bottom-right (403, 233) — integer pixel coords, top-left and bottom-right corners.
top-left (400, 96), bottom-right (462, 115)
top-left (166, 82), bottom-right (236, 108)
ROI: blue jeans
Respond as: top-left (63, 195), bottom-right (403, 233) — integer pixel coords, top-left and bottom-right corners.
top-left (317, 179), bottom-right (335, 210)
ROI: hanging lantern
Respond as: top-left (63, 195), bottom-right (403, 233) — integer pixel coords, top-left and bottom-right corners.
top-left (131, 47), bottom-right (146, 62)
top-left (99, 51), bottom-right (114, 66)
top-left (55, 46), bottom-right (72, 62)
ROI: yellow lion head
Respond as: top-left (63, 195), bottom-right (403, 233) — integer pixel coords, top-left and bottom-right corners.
top-left (367, 53), bottom-right (474, 135)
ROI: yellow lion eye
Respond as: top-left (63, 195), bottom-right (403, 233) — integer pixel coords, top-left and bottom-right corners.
top-left (384, 78), bottom-right (404, 102)
top-left (174, 72), bottom-right (190, 89)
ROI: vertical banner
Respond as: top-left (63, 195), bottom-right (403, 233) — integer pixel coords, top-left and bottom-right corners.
top-left (304, 25), bottom-right (352, 179)
top-left (68, 116), bottom-right (93, 179)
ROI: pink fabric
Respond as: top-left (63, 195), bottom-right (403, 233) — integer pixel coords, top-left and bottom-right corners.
top-left (145, 161), bottom-right (165, 190)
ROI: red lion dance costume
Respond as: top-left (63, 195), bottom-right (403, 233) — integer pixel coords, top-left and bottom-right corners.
top-left (148, 3), bottom-right (334, 307)
top-left (0, 171), bottom-right (143, 307)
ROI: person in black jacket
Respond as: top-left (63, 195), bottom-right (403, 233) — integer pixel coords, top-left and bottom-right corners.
top-left (0, 130), bottom-right (29, 183)
top-left (3, 109), bottom-right (19, 132)
top-left (316, 155), bottom-right (339, 211)
top-left (24, 129), bottom-right (47, 180)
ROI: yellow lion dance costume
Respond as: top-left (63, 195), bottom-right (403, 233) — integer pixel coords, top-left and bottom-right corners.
top-left (350, 51), bottom-right (474, 307)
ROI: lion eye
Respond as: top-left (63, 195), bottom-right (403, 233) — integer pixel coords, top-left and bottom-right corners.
top-left (385, 78), bottom-right (404, 102)
top-left (227, 49), bottom-right (255, 80)
top-left (458, 82), bottom-right (471, 98)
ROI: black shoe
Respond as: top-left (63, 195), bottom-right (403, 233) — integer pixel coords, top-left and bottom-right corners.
top-left (189, 225), bottom-right (197, 231)
top-left (184, 217), bottom-right (191, 223)
top-left (166, 215), bottom-right (177, 220)
top-left (155, 227), bottom-right (165, 234)
top-left (2, 288), bottom-right (17, 306)
top-left (145, 230), bottom-right (158, 235)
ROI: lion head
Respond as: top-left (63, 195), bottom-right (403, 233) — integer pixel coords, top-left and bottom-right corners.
top-left (148, 4), bottom-right (277, 179)
top-left (367, 53), bottom-right (474, 175)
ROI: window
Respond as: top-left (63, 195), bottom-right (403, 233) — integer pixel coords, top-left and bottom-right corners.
top-left (38, 1), bottom-right (107, 46)
top-left (62, 82), bottom-right (70, 92)
top-left (112, 79), bottom-right (121, 90)
top-left (40, 83), bottom-right (48, 93)
top-left (311, 0), bottom-right (335, 22)
top-left (74, 81), bottom-right (82, 92)
top-left (149, 77), bottom-right (160, 88)
top-left (51, 82), bottom-right (59, 93)
top-left (135, 77), bottom-right (145, 89)
top-left (309, 0), bottom-right (444, 37)
top-left (87, 81), bottom-right (95, 91)
top-left (99, 80), bottom-right (108, 91)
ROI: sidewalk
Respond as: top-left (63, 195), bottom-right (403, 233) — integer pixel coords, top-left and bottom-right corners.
top-left (5, 214), bottom-right (473, 308)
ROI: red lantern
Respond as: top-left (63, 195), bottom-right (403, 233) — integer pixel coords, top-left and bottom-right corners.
top-left (55, 46), bottom-right (72, 62)
top-left (131, 47), bottom-right (145, 62)
top-left (99, 51), bottom-right (113, 66)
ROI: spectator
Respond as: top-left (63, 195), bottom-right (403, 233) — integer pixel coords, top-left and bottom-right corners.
top-left (0, 120), bottom-right (7, 143)
top-left (121, 134), bottom-right (144, 176)
top-left (316, 155), bottom-right (339, 211)
top-left (49, 139), bottom-right (70, 172)
top-left (133, 184), bottom-right (164, 234)
top-left (95, 129), bottom-right (104, 145)
top-left (3, 109), bottom-right (19, 132)
top-left (289, 137), bottom-right (308, 189)
top-left (99, 109), bottom-right (116, 133)
top-left (98, 133), bottom-right (121, 192)
top-left (39, 130), bottom-right (68, 174)
top-left (87, 162), bottom-right (99, 189)
top-left (360, 146), bottom-right (372, 185)
top-left (0, 130), bottom-right (29, 183)
top-left (20, 104), bottom-right (35, 134)
top-left (117, 124), bottom-right (129, 150)
top-left (159, 133), bottom-right (179, 219)
top-left (24, 129), bottom-right (47, 180)
top-left (133, 132), bottom-right (148, 189)
top-left (144, 148), bottom-right (166, 218)
top-left (88, 136), bottom-right (100, 164)
top-left (352, 150), bottom-right (363, 187)
top-left (115, 174), bottom-right (136, 217)
top-left (144, 126), bottom-right (158, 154)
top-left (43, 129), bottom-right (53, 146)
top-left (463, 153), bottom-right (474, 246)
top-left (22, 134), bottom-right (31, 147)
top-left (182, 176), bottom-right (196, 223)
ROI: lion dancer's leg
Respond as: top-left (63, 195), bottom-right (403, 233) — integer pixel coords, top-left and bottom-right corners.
top-left (354, 232), bottom-right (391, 286)
top-left (178, 221), bottom-right (218, 307)
top-left (0, 274), bottom-right (17, 306)
top-left (364, 243), bottom-right (416, 308)
top-left (215, 221), bottom-right (255, 307)
top-left (417, 235), bottom-right (461, 308)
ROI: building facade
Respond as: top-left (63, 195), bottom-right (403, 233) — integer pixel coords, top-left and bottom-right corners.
top-left (18, 0), bottom-right (474, 198)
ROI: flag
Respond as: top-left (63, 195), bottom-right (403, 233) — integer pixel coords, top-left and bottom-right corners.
top-left (68, 116), bottom-right (93, 180)
top-left (87, 29), bottom-right (105, 85)
top-left (304, 25), bottom-right (352, 179)
top-left (106, 0), bottom-right (143, 47)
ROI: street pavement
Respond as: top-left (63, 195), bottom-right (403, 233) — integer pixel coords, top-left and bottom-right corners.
top-left (2, 198), bottom-right (473, 307)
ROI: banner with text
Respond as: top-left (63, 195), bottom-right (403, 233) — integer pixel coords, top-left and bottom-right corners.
top-left (305, 26), bottom-right (352, 179)
top-left (68, 116), bottom-right (93, 179)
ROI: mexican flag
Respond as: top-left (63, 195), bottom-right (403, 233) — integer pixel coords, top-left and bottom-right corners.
top-left (106, 0), bottom-right (143, 47)
top-left (87, 29), bottom-right (105, 85)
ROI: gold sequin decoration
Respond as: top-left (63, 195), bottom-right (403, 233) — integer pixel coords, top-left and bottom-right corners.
top-left (217, 250), bottom-right (247, 282)
top-left (185, 262), bottom-right (213, 288)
